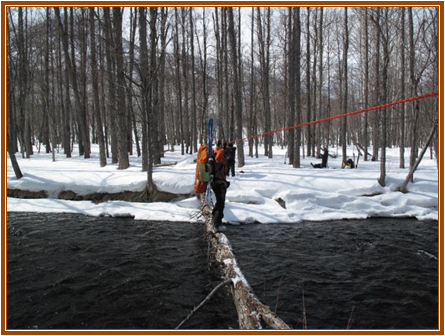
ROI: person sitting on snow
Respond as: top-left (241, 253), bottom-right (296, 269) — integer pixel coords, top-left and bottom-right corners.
top-left (224, 141), bottom-right (236, 177)
top-left (342, 158), bottom-right (355, 169)
top-left (210, 140), bottom-right (230, 232)
top-left (311, 148), bottom-right (329, 169)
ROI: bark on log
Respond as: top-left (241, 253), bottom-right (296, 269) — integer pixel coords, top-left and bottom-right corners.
top-left (153, 162), bottom-right (177, 167)
top-left (202, 200), bottom-right (291, 329)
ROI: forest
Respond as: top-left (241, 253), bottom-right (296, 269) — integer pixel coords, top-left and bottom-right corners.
top-left (6, 7), bottom-right (439, 187)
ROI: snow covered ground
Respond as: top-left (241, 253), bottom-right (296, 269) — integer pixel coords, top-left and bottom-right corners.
top-left (7, 144), bottom-right (438, 223)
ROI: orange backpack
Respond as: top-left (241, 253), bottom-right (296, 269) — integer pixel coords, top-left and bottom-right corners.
top-left (194, 144), bottom-right (209, 194)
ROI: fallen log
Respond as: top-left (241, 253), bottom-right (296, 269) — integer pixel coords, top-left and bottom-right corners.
top-left (7, 189), bottom-right (48, 199)
top-left (202, 201), bottom-right (291, 329)
top-left (7, 182), bottom-right (188, 203)
top-left (153, 161), bottom-right (177, 167)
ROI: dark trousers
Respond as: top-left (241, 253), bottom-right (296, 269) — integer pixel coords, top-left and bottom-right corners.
top-left (227, 160), bottom-right (235, 177)
top-left (211, 180), bottom-right (227, 226)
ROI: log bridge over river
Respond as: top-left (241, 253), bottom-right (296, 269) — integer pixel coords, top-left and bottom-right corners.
top-left (192, 199), bottom-right (292, 329)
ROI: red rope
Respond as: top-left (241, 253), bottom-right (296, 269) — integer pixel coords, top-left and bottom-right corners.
top-left (228, 92), bottom-right (438, 144)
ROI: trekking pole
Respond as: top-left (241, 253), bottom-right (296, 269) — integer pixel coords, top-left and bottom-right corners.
top-left (206, 119), bottom-right (214, 207)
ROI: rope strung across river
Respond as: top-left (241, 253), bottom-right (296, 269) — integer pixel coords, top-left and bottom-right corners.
top-left (227, 92), bottom-right (438, 144)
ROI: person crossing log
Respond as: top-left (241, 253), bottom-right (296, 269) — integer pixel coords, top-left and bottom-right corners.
top-left (194, 130), bottom-right (290, 328)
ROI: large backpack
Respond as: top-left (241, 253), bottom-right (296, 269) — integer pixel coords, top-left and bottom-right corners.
top-left (194, 145), bottom-right (211, 194)
top-left (213, 147), bottom-right (227, 181)
top-left (213, 161), bottom-right (226, 181)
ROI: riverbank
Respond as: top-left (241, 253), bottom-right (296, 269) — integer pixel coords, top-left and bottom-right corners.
top-left (7, 144), bottom-right (438, 223)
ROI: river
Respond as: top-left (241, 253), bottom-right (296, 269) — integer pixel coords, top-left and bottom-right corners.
top-left (7, 213), bottom-right (437, 329)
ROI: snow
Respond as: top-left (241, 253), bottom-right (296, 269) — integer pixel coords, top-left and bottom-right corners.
top-left (7, 144), bottom-right (438, 223)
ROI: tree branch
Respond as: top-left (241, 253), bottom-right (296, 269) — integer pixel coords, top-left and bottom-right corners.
top-left (175, 279), bottom-right (232, 329)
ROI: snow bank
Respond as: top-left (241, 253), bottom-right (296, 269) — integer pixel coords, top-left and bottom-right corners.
top-left (7, 144), bottom-right (438, 223)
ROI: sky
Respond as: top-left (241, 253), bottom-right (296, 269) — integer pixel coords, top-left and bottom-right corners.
top-left (7, 143), bottom-right (438, 224)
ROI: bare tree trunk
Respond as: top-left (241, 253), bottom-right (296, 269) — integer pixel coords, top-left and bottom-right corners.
top-left (159, 8), bottom-right (168, 156)
top-left (318, 8), bottom-right (324, 148)
top-left (71, 8), bottom-right (83, 157)
top-left (363, 8), bottom-right (369, 162)
top-left (305, 8), bottom-right (311, 159)
top-left (312, 9), bottom-right (319, 158)
top-left (399, 8), bottom-right (406, 168)
top-left (248, 8), bottom-right (255, 158)
top-left (257, 8), bottom-right (273, 158)
top-left (213, 7), bottom-right (224, 141)
top-left (287, 8), bottom-right (295, 165)
top-left (60, 9), bottom-right (71, 158)
top-left (127, 8), bottom-right (138, 156)
top-left (44, 8), bottom-right (51, 155)
top-left (98, 15), bottom-right (109, 159)
top-left (372, 8), bottom-right (381, 161)
top-left (113, 7), bottom-right (129, 169)
top-left (7, 17), bottom-right (23, 178)
top-left (18, 8), bottom-right (33, 158)
top-left (139, 7), bottom-right (150, 172)
top-left (55, 7), bottom-right (90, 159)
top-left (103, 8), bottom-right (118, 164)
top-left (147, 8), bottom-right (159, 178)
top-left (293, 7), bottom-right (301, 168)
top-left (7, 131), bottom-right (23, 179)
top-left (189, 8), bottom-right (197, 153)
top-left (174, 8), bottom-right (185, 155)
top-left (378, 8), bottom-right (390, 187)
top-left (49, 12), bottom-right (58, 162)
top-left (266, 8), bottom-right (273, 158)
top-left (79, 8), bottom-right (90, 158)
top-left (213, 8), bottom-right (222, 142)
top-left (341, 8), bottom-right (349, 164)
top-left (150, 7), bottom-right (160, 166)
top-left (6, 8), bottom-right (19, 154)
top-left (238, 8), bottom-right (243, 143)
top-left (223, 9), bottom-right (230, 141)
top-left (325, 23), bottom-right (332, 149)
top-left (432, 7), bottom-right (439, 169)
top-left (200, 8), bottom-right (208, 143)
top-left (89, 7), bottom-right (107, 167)
top-left (408, 7), bottom-right (419, 183)
top-left (181, 8), bottom-right (190, 154)
top-left (228, 7), bottom-right (245, 167)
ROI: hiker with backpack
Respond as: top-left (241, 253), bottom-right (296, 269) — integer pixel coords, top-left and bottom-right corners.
top-left (210, 140), bottom-right (230, 231)
top-left (224, 142), bottom-right (237, 177)
top-left (194, 140), bottom-right (230, 232)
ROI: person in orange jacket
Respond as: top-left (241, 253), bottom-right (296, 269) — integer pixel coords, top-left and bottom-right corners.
top-left (210, 140), bottom-right (230, 232)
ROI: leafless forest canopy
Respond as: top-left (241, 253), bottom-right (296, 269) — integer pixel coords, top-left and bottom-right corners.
top-left (6, 7), bottom-right (439, 184)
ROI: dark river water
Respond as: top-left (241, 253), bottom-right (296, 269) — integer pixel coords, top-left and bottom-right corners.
top-left (7, 212), bottom-right (438, 330)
